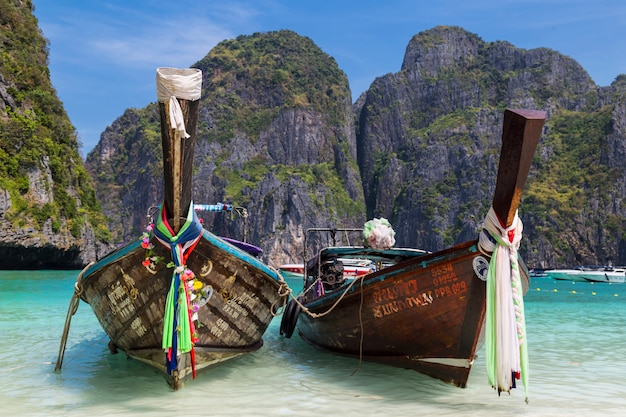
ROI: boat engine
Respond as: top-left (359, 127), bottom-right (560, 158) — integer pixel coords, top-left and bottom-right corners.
top-left (322, 259), bottom-right (345, 290)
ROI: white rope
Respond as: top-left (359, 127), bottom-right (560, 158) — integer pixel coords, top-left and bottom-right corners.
top-left (156, 67), bottom-right (202, 138)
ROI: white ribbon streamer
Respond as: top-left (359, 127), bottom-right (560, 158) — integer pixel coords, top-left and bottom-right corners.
top-left (479, 207), bottom-right (529, 400)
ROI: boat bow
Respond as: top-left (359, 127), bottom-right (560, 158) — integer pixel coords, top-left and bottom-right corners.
top-left (285, 108), bottom-right (546, 396)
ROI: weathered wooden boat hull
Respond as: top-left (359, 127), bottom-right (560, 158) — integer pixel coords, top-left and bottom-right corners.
top-left (80, 229), bottom-right (284, 388)
top-left (291, 109), bottom-right (544, 389)
top-left (54, 67), bottom-right (287, 389)
top-left (296, 240), bottom-right (489, 388)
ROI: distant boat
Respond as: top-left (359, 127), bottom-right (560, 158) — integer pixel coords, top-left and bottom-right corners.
top-left (528, 269), bottom-right (548, 278)
top-left (545, 268), bottom-right (589, 282)
top-left (545, 266), bottom-right (626, 283)
top-left (193, 203), bottom-right (264, 257)
top-left (580, 267), bottom-right (626, 283)
top-left (279, 264), bottom-right (305, 278)
top-left (56, 68), bottom-right (286, 390)
top-left (280, 108), bottom-right (545, 393)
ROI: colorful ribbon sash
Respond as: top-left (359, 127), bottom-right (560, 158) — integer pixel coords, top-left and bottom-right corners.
top-left (153, 201), bottom-right (204, 377)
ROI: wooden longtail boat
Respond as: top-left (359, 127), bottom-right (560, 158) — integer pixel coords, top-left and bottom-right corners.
top-left (56, 68), bottom-right (287, 390)
top-left (280, 109), bottom-right (545, 392)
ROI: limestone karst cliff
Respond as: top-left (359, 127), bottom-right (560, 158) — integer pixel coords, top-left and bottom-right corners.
top-left (85, 27), bottom-right (626, 269)
top-left (3, 4), bottom-right (626, 270)
top-left (0, 0), bottom-right (112, 268)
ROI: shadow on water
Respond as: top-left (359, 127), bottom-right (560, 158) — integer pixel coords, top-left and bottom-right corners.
top-left (50, 310), bottom-right (461, 417)
top-left (55, 322), bottom-right (256, 390)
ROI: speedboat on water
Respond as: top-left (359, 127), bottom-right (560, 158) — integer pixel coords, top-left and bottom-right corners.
top-left (580, 267), bottom-right (626, 283)
top-left (545, 268), bottom-right (589, 282)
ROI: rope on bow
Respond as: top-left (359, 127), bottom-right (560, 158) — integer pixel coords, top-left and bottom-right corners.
top-left (54, 263), bottom-right (93, 372)
top-left (478, 207), bottom-right (529, 402)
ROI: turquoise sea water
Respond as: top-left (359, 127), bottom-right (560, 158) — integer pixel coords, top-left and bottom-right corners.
top-left (1, 270), bottom-right (625, 417)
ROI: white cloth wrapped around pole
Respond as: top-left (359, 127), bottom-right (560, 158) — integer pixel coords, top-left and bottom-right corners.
top-left (479, 206), bottom-right (529, 401)
top-left (156, 67), bottom-right (202, 139)
top-left (156, 67), bottom-right (202, 101)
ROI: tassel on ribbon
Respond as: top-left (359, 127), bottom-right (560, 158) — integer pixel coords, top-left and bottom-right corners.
top-left (478, 207), bottom-right (529, 402)
top-left (153, 201), bottom-right (203, 377)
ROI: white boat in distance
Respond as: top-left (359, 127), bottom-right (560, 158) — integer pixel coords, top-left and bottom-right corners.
top-left (546, 267), bottom-right (626, 283)
top-left (279, 258), bottom-right (375, 279)
top-left (580, 267), bottom-right (626, 283)
top-left (278, 264), bottom-right (306, 278)
top-left (545, 268), bottom-right (589, 282)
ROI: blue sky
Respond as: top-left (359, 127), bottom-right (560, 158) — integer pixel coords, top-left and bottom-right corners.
top-left (33, 0), bottom-right (626, 157)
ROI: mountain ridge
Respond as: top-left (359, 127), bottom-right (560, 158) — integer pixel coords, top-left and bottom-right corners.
top-left (2, 3), bottom-right (626, 269)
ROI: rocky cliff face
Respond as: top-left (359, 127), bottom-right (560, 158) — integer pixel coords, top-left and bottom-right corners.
top-left (84, 26), bottom-right (626, 270)
top-left (357, 26), bottom-right (626, 267)
top-left (522, 91), bottom-right (626, 268)
top-left (0, 0), bottom-right (112, 269)
top-left (5, 11), bottom-right (626, 270)
top-left (85, 31), bottom-right (365, 268)
top-left (85, 105), bottom-right (163, 244)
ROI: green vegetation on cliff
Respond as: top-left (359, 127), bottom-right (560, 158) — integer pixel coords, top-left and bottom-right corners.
top-left (194, 30), bottom-right (363, 221)
top-left (195, 30), bottom-right (350, 144)
top-left (521, 106), bottom-right (626, 255)
top-left (0, 0), bottom-right (109, 240)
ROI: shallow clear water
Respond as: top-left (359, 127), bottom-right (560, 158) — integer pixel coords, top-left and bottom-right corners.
top-left (1, 271), bottom-right (625, 416)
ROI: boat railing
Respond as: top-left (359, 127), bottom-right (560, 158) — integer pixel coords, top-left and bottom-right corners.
top-left (193, 203), bottom-right (248, 220)
top-left (145, 202), bottom-right (251, 242)
top-left (302, 227), bottom-right (364, 267)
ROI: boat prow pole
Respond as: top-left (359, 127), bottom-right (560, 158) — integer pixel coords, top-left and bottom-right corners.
top-left (484, 108), bottom-right (545, 400)
top-left (156, 67), bottom-right (202, 233)
top-left (491, 109), bottom-right (545, 228)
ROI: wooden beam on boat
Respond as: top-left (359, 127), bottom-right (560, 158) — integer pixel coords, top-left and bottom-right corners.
top-left (159, 98), bottom-right (200, 233)
top-left (492, 108), bottom-right (545, 228)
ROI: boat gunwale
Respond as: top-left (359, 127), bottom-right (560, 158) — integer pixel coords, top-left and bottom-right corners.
top-left (302, 240), bottom-right (479, 310)
top-left (80, 229), bottom-right (282, 296)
